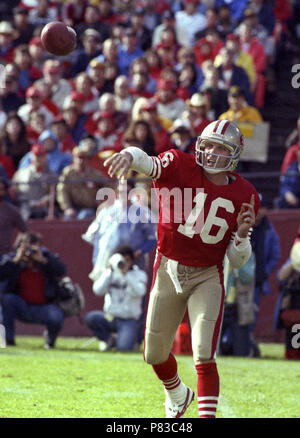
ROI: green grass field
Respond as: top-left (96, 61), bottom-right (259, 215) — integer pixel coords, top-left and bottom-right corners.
top-left (0, 336), bottom-right (299, 419)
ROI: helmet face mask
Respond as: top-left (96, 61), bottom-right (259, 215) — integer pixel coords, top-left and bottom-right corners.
top-left (195, 120), bottom-right (244, 174)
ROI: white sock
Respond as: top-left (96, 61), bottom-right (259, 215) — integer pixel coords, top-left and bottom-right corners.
top-left (163, 374), bottom-right (187, 404)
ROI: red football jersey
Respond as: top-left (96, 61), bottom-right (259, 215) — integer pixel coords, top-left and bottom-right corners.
top-left (150, 149), bottom-right (260, 267)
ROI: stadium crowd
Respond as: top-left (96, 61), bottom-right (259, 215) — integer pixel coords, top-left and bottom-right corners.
top-left (0, 0), bottom-right (300, 362)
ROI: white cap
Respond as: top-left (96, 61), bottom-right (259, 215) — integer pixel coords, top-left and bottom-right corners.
top-left (290, 241), bottom-right (300, 272)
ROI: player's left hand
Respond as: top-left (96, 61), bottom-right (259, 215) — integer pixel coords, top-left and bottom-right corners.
top-left (236, 194), bottom-right (256, 238)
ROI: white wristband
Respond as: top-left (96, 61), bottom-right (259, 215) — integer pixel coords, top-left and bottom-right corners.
top-left (234, 235), bottom-right (250, 251)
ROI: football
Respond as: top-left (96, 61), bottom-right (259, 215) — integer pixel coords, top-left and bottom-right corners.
top-left (41, 21), bottom-right (77, 56)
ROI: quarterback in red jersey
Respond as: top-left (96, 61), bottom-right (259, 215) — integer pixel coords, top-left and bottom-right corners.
top-left (104, 119), bottom-right (259, 418)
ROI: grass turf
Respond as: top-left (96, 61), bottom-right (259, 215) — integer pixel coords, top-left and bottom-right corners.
top-left (0, 336), bottom-right (299, 418)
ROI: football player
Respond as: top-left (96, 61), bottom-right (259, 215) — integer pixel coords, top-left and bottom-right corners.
top-left (104, 119), bottom-right (260, 418)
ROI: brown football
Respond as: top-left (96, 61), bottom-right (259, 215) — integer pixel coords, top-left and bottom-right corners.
top-left (41, 21), bottom-right (77, 56)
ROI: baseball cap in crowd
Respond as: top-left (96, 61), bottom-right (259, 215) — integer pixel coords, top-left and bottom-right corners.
top-left (156, 41), bottom-right (173, 51)
top-left (0, 21), bottom-right (19, 38)
top-left (157, 78), bottom-right (176, 91)
top-left (169, 118), bottom-right (191, 134)
top-left (229, 86), bottom-right (245, 97)
top-left (29, 36), bottom-right (43, 47)
top-left (89, 59), bottom-right (105, 70)
top-left (81, 29), bottom-right (101, 42)
top-left (26, 86), bottom-right (42, 98)
top-left (13, 6), bottom-right (29, 15)
top-left (290, 242), bottom-right (300, 272)
top-left (70, 91), bottom-right (86, 102)
top-left (244, 8), bottom-right (257, 19)
top-left (186, 93), bottom-right (207, 108)
top-left (31, 144), bottom-right (48, 156)
top-left (72, 146), bottom-right (91, 159)
top-left (141, 99), bottom-right (157, 112)
top-left (226, 33), bottom-right (240, 42)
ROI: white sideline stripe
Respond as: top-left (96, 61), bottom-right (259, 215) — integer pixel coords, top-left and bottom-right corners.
top-left (181, 357), bottom-right (237, 418)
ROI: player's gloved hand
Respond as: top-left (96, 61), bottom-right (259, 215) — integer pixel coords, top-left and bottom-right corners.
top-left (104, 151), bottom-right (133, 181)
top-left (236, 194), bottom-right (256, 238)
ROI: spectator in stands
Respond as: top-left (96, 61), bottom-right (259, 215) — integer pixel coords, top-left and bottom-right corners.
top-left (19, 129), bottom-right (72, 175)
top-left (0, 74), bottom-right (25, 113)
top-left (250, 193), bottom-right (281, 357)
top-left (248, 0), bottom-right (275, 36)
top-left (0, 113), bottom-right (30, 168)
top-left (144, 49), bottom-right (163, 83)
top-left (218, 86), bottom-right (263, 123)
top-left (0, 141), bottom-right (15, 179)
top-left (85, 245), bottom-right (148, 352)
top-left (13, 44), bottom-right (43, 94)
top-left (215, 47), bottom-right (251, 104)
top-left (28, 37), bottom-right (47, 70)
top-left (168, 118), bottom-right (196, 154)
top-left (194, 7), bottom-right (219, 40)
top-left (51, 118), bottom-right (76, 155)
top-left (0, 21), bottom-right (19, 64)
top-left (0, 231), bottom-right (66, 348)
top-left (12, 6), bottom-right (35, 45)
top-left (129, 72), bottom-right (154, 100)
top-left (61, 0), bottom-right (88, 29)
top-left (129, 8), bottom-right (152, 52)
top-left (12, 143), bottom-right (58, 220)
top-left (92, 38), bottom-right (119, 66)
top-left (56, 146), bottom-right (104, 219)
top-left (174, 0), bottom-right (207, 47)
top-left (215, 0), bottom-right (247, 23)
top-left (216, 4), bottom-right (236, 40)
top-left (62, 105), bottom-right (88, 145)
top-left (129, 57), bottom-right (157, 95)
top-left (0, 177), bottom-right (27, 256)
top-left (18, 85), bottom-right (54, 128)
top-left (87, 59), bottom-right (112, 96)
top-left (87, 111), bottom-right (123, 154)
top-left (275, 147), bottom-right (300, 209)
top-left (182, 93), bottom-right (211, 136)
top-left (83, 178), bottom-right (156, 298)
top-left (114, 75), bottom-right (134, 114)
top-left (28, 0), bottom-right (58, 26)
top-left (152, 10), bottom-right (178, 48)
top-left (238, 22), bottom-right (267, 108)
top-left (177, 62), bottom-right (200, 99)
top-left (71, 29), bottom-right (102, 78)
top-left (137, 99), bottom-right (172, 155)
top-left (274, 240), bottom-right (300, 359)
top-left (199, 66), bottom-right (228, 119)
top-left (41, 59), bottom-right (72, 111)
top-left (154, 78), bottom-right (187, 129)
top-left (123, 120), bottom-right (155, 155)
top-left (75, 4), bottom-right (110, 43)
top-left (281, 142), bottom-right (300, 176)
top-left (117, 27), bottom-right (144, 76)
top-left (26, 111), bottom-right (46, 145)
top-left (220, 253), bottom-right (256, 357)
top-left (66, 73), bottom-right (99, 116)
top-left (93, 92), bottom-right (128, 134)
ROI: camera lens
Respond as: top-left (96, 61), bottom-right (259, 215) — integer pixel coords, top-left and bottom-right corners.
top-left (117, 261), bottom-right (125, 269)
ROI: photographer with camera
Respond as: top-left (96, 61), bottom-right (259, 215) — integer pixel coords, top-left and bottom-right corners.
top-left (0, 231), bottom-right (67, 348)
top-left (84, 245), bottom-right (148, 352)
